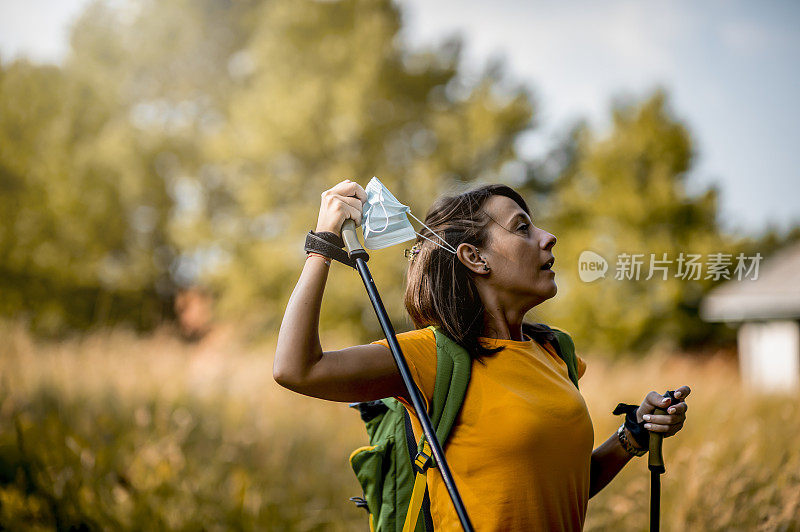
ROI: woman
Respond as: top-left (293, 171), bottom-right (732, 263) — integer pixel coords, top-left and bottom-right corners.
top-left (274, 179), bottom-right (690, 531)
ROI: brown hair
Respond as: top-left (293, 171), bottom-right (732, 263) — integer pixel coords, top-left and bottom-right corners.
top-left (403, 184), bottom-right (555, 361)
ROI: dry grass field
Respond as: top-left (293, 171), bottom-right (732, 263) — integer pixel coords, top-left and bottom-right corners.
top-left (1, 320), bottom-right (798, 531)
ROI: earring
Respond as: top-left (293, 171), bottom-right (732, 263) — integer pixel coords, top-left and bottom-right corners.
top-left (475, 250), bottom-right (490, 272)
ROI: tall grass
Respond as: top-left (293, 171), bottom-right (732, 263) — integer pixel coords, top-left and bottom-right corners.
top-left (580, 345), bottom-right (800, 531)
top-left (1, 320), bottom-right (798, 531)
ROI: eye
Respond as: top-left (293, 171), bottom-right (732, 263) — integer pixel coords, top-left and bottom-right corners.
top-left (517, 223), bottom-right (530, 232)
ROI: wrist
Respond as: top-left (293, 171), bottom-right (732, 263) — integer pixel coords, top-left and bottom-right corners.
top-left (306, 252), bottom-right (331, 266)
top-left (311, 229), bottom-right (345, 248)
top-left (617, 423), bottom-right (647, 457)
top-left (612, 402), bottom-right (650, 450)
top-left (305, 230), bottom-right (355, 269)
top-left (314, 225), bottom-right (340, 236)
top-left (623, 426), bottom-right (644, 450)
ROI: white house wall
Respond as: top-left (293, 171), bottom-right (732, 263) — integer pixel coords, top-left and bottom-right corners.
top-left (738, 320), bottom-right (800, 393)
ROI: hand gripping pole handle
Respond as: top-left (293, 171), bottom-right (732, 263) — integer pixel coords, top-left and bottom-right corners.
top-left (648, 390), bottom-right (677, 474)
top-left (649, 390), bottom-right (676, 532)
top-left (342, 219), bottom-right (369, 261)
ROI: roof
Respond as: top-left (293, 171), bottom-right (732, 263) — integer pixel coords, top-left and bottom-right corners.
top-left (700, 241), bottom-right (800, 322)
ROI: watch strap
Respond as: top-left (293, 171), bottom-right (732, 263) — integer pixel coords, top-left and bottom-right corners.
top-left (617, 423), bottom-right (647, 457)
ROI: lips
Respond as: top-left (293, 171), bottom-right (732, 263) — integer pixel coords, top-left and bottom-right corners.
top-left (540, 257), bottom-right (555, 270)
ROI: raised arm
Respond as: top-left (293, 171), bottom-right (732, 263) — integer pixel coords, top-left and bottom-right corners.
top-left (272, 179), bottom-right (407, 403)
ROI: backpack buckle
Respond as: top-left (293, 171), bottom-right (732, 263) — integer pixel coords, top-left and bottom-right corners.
top-left (413, 438), bottom-right (435, 473)
top-left (349, 495), bottom-right (370, 514)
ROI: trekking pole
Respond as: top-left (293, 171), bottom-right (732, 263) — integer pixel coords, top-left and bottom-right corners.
top-left (648, 390), bottom-right (677, 532)
top-left (341, 219), bottom-right (475, 532)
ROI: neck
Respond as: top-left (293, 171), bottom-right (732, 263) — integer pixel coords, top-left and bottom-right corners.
top-left (479, 295), bottom-right (529, 342)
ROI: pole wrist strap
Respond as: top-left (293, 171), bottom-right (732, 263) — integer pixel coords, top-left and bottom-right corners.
top-left (612, 402), bottom-right (650, 450)
top-left (304, 230), bottom-right (357, 269)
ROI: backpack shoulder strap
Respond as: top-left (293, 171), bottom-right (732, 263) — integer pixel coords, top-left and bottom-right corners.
top-left (545, 326), bottom-right (580, 390)
top-left (426, 325), bottom-right (471, 444)
top-left (402, 326), bottom-right (471, 532)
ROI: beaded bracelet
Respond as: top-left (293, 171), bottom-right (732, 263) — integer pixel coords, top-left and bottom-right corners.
top-left (306, 252), bottom-right (331, 266)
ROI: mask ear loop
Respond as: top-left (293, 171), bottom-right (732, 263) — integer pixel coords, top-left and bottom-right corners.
top-left (413, 231), bottom-right (457, 254)
top-left (407, 212), bottom-right (458, 255)
top-left (365, 189), bottom-right (390, 234)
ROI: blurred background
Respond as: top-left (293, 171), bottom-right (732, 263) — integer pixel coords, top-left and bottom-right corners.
top-left (1, 0), bottom-right (798, 529)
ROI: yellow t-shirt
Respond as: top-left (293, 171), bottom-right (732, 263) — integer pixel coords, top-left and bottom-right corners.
top-left (371, 328), bottom-right (593, 532)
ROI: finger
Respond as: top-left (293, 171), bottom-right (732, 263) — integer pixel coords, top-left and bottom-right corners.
top-left (673, 385), bottom-right (691, 401)
top-left (666, 402), bottom-right (687, 415)
top-left (646, 391), bottom-right (673, 409)
top-left (643, 414), bottom-right (683, 425)
top-left (353, 183), bottom-right (367, 204)
top-left (331, 180), bottom-right (367, 204)
top-left (340, 201), bottom-right (362, 225)
top-left (322, 192), bottom-right (363, 215)
top-left (321, 193), bottom-right (363, 225)
top-left (330, 193), bottom-right (363, 212)
top-left (664, 422), bottom-right (685, 437)
top-left (326, 198), bottom-right (362, 225)
top-left (644, 421), bottom-right (672, 433)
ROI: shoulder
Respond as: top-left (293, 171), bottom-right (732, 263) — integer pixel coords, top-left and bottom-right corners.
top-left (370, 327), bottom-right (436, 349)
top-left (370, 328), bottom-right (438, 373)
top-left (371, 328), bottom-right (438, 411)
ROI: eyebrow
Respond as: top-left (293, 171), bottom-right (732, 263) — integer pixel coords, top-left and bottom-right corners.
top-left (506, 212), bottom-right (532, 225)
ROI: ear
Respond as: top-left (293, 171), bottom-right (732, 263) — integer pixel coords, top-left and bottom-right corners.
top-left (456, 243), bottom-right (488, 275)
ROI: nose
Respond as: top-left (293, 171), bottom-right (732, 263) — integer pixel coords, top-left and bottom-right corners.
top-left (541, 230), bottom-right (556, 251)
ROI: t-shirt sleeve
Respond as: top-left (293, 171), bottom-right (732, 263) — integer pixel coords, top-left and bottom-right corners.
top-left (576, 354), bottom-right (587, 381)
top-left (370, 327), bottom-right (437, 415)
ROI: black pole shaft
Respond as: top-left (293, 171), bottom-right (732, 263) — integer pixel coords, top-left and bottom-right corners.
top-left (650, 471), bottom-right (660, 532)
top-left (353, 257), bottom-right (474, 532)
top-left (648, 390), bottom-right (673, 532)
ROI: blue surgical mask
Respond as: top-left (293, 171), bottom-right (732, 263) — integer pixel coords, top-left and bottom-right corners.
top-left (361, 176), bottom-right (457, 254)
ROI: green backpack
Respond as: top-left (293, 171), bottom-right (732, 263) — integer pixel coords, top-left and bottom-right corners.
top-left (348, 325), bottom-right (580, 532)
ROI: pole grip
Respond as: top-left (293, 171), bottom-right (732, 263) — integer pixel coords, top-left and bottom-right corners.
top-left (342, 219), bottom-right (369, 261)
top-left (648, 390), bottom-right (676, 474)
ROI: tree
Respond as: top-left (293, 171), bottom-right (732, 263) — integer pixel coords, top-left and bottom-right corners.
top-left (1, 0), bottom-right (537, 339)
top-left (0, 59), bottom-right (175, 336)
top-left (537, 90), bottom-right (732, 356)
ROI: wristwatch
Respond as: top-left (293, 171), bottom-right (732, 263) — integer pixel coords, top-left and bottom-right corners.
top-left (617, 423), bottom-right (647, 457)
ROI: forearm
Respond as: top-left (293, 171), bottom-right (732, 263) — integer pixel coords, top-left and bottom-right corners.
top-left (273, 256), bottom-right (330, 384)
top-left (588, 426), bottom-right (641, 498)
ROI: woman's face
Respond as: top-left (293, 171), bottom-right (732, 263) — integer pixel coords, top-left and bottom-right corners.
top-left (479, 194), bottom-right (558, 306)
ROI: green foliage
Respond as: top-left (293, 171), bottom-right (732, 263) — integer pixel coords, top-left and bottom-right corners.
top-left (2, 0), bottom-right (796, 351)
top-left (537, 91), bottom-right (736, 356)
top-left (0, 60), bottom-right (175, 337)
top-left (188, 0), bottom-right (535, 338)
top-left (0, 0), bottom-right (535, 341)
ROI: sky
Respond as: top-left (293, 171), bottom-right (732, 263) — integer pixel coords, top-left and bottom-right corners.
top-left (1, 0), bottom-right (798, 237)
